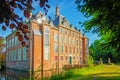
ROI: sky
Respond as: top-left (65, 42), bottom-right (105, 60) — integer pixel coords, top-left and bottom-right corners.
top-left (0, 0), bottom-right (100, 45)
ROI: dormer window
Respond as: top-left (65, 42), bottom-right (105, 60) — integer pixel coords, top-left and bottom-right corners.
top-left (37, 18), bottom-right (42, 24)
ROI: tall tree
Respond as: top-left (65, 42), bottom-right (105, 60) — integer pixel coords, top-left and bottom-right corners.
top-left (89, 39), bottom-right (116, 63)
top-left (75, 0), bottom-right (120, 53)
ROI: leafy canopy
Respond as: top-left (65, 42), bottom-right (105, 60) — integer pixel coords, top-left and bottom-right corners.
top-left (75, 0), bottom-right (120, 52)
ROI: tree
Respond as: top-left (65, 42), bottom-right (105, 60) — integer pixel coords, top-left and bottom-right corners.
top-left (0, 0), bottom-right (50, 46)
top-left (0, 37), bottom-right (5, 53)
top-left (75, 0), bottom-right (120, 53)
top-left (89, 39), bottom-right (116, 63)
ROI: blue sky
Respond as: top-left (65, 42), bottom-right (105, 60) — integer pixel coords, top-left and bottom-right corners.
top-left (0, 0), bottom-right (100, 45)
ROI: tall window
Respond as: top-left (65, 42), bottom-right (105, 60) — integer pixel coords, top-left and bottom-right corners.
top-left (77, 48), bottom-right (78, 53)
top-left (18, 48), bottom-right (22, 60)
top-left (9, 39), bottom-right (11, 48)
top-left (60, 35), bottom-right (63, 43)
top-left (8, 51), bottom-right (11, 61)
top-left (16, 48), bottom-right (18, 60)
top-left (60, 45), bottom-right (63, 53)
top-left (14, 49), bottom-right (16, 61)
top-left (12, 37), bottom-right (14, 47)
top-left (7, 40), bottom-right (8, 48)
top-left (54, 33), bottom-right (58, 42)
top-left (69, 37), bottom-right (71, 44)
top-left (70, 47), bottom-right (71, 53)
top-left (54, 43), bottom-right (58, 53)
top-left (73, 47), bottom-right (75, 53)
top-left (76, 40), bottom-right (78, 45)
top-left (15, 36), bottom-right (18, 45)
top-left (44, 34), bottom-right (49, 46)
top-left (65, 36), bottom-right (67, 43)
top-left (23, 47), bottom-right (27, 60)
top-left (44, 27), bottom-right (50, 60)
top-left (66, 46), bottom-right (67, 53)
top-left (13, 50), bottom-right (14, 61)
top-left (44, 48), bottom-right (50, 60)
top-left (60, 28), bottom-right (62, 32)
top-left (6, 51), bottom-right (8, 61)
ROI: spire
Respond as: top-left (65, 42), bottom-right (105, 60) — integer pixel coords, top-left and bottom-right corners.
top-left (55, 6), bottom-right (59, 17)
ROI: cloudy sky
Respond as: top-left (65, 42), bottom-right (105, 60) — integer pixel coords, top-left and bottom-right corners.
top-left (0, 0), bottom-right (100, 45)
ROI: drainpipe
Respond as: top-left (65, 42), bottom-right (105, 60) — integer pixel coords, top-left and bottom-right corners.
top-left (29, 22), bottom-right (33, 79)
top-left (41, 24), bottom-right (43, 79)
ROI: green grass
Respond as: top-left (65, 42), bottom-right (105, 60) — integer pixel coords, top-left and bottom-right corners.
top-left (22, 64), bottom-right (120, 80)
top-left (64, 64), bottom-right (120, 80)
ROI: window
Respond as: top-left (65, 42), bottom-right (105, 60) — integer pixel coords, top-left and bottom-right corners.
top-left (44, 47), bottom-right (50, 60)
top-left (44, 28), bottom-right (50, 46)
top-left (14, 49), bottom-right (16, 61)
top-left (9, 39), bottom-right (11, 48)
top-left (80, 41), bottom-right (82, 46)
top-left (66, 46), bottom-right (67, 53)
top-left (65, 36), bottom-right (67, 43)
top-left (12, 37), bottom-right (14, 47)
top-left (75, 48), bottom-right (77, 54)
top-left (23, 47), bottom-right (27, 60)
top-left (7, 40), bottom-right (8, 48)
top-left (70, 47), bottom-right (71, 53)
top-left (13, 50), bottom-right (14, 61)
top-left (60, 35), bottom-right (63, 43)
top-left (54, 43), bottom-right (58, 53)
top-left (69, 37), bottom-right (71, 44)
top-left (60, 28), bottom-right (62, 32)
top-left (18, 48), bottom-right (22, 60)
top-left (72, 39), bottom-right (74, 45)
top-left (55, 56), bottom-right (58, 60)
top-left (73, 47), bottom-right (75, 53)
top-left (16, 48), bottom-right (18, 60)
top-left (73, 56), bottom-right (75, 60)
top-left (11, 51), bottom-right (13, 61)
top-left (70, 37), bottom-right (72, 44)
top-left (76, 40), bottom-right (78, 45)
top-left (77, 48), bottom-right (79, 53)
top-left (54, 33), bottom-right (58, 42)
top-left (9, 51), bottom-right (11, 61)
top-left (60, 45), bottom-right (63, 53)
top-left (44, 34), bottom-right (49, 46)
top-left (65, 30), bottom-right (67, 34)
top-left (66, 56), bottom-right (68, 60)
top-left (61, 56), bottom-right (63, 60)
top-left (15, 36), bottom-right (18, 45)
top-left (44, 28), bottom-right (50, 60)
top-left (6, 51), bottom-right (8, 61)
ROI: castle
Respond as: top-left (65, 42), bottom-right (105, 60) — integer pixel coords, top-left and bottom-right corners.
top-left (6, 7), bottom-right (89, 77)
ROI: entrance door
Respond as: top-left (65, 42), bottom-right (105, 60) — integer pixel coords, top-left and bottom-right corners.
top-left (69, 56), bottom-right (72, 64)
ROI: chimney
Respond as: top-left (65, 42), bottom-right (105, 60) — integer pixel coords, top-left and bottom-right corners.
top-left (29, 12), bottom-right (32, 18)
top-left (55, 6), bottom-right (59, 17)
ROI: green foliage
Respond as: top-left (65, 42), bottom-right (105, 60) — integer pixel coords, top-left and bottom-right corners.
top-left (89, 39), bottom-right (117, 63)
top-left (75, 0), bottom-right (120, 59)
top-left (87, 55), bottom-right (94, 67)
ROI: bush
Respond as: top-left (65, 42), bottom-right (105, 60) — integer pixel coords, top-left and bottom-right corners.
top-left (87, 55), bottom-right (94, 67)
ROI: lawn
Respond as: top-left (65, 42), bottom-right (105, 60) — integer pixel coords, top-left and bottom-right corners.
top-left (65, 64), bottom-right (120, 80)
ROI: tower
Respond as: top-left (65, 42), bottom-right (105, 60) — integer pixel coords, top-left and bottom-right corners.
top-left (55, 6), bottom-right (59, 17)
